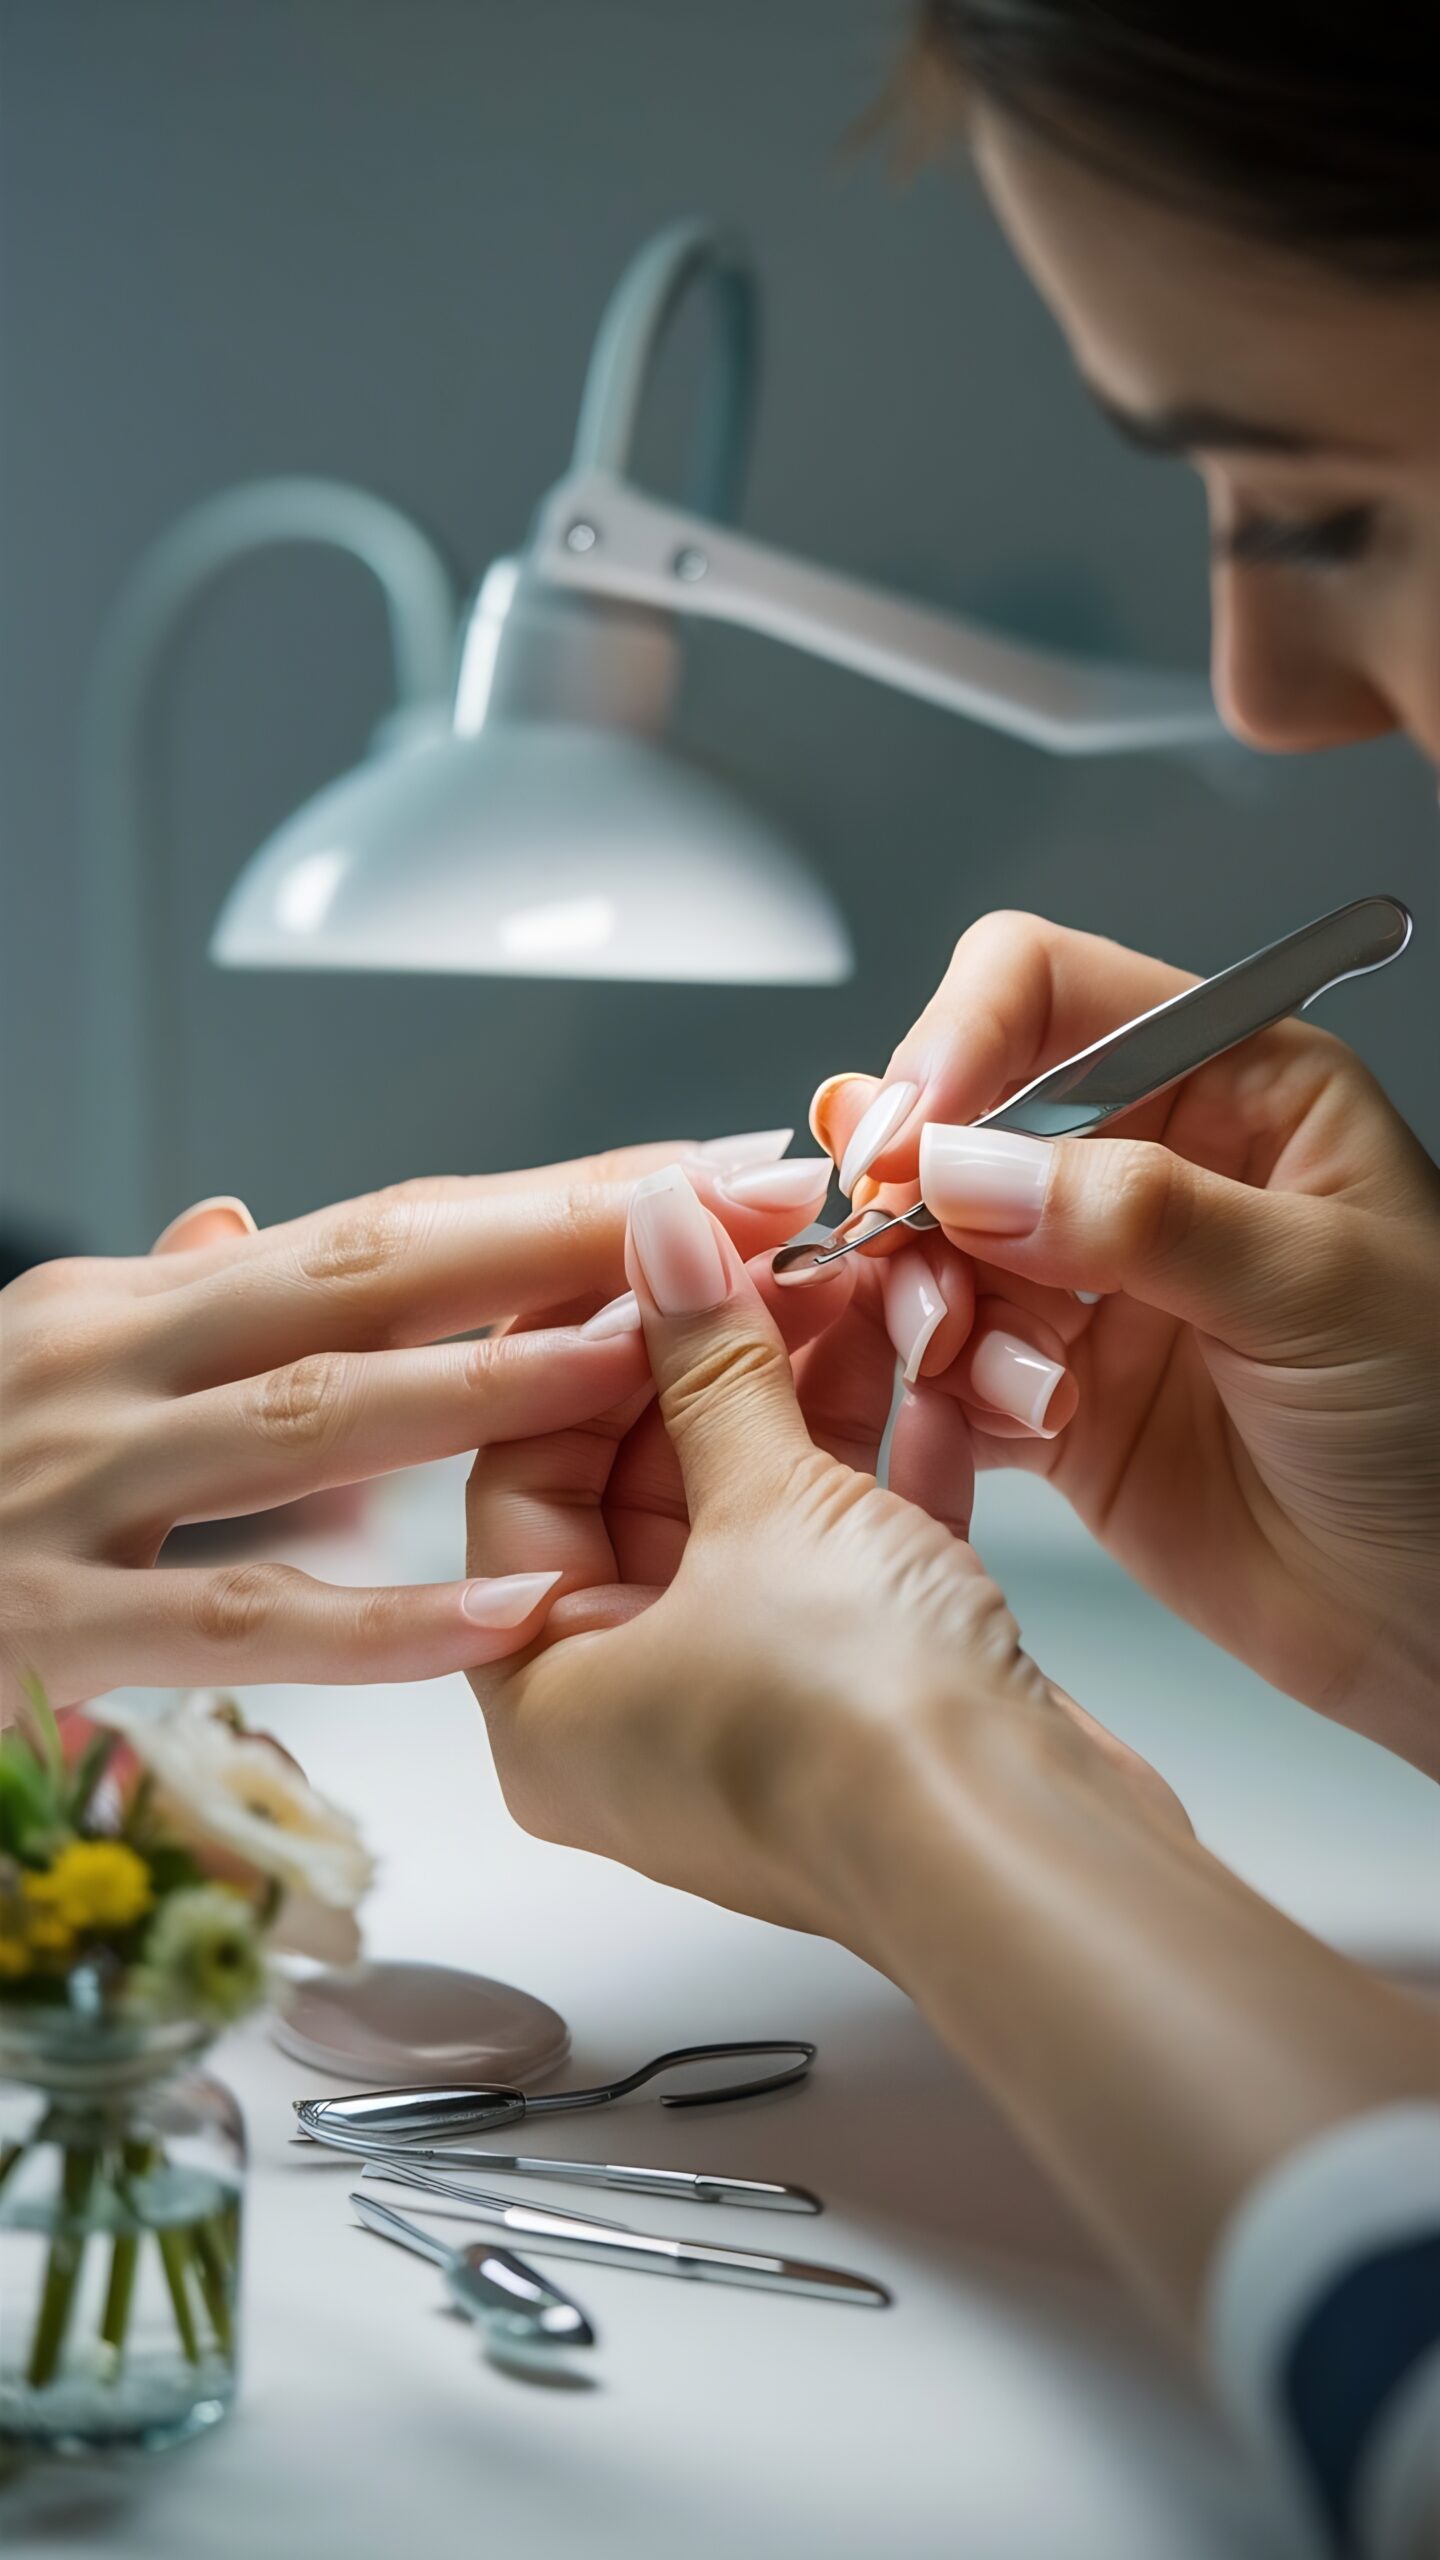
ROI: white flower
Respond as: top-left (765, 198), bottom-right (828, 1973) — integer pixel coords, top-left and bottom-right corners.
top-left (93, 1693), bottom-right (374, 1940)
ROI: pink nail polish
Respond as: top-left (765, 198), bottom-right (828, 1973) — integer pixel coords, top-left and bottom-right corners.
top-left (693, 1128), bottom-right (794, 1171)
top-left (970, 1331), bottom-right (1067, 1434)
top-left (919, 1124), bottom-right (1051, 1235)
top-left (838, 1081), bottom-right (919, 1196)
top-left (716, 1158), bottom-right (831, 1212)
top-left (628, 1167), bottom-right (730, 1316)
top-left (881, 1249), bottom-right (948, 1385)
top-left (579, 1290), bottom-right (642, 1338)
top-left (462, 1570), bottom-right (563, 1626)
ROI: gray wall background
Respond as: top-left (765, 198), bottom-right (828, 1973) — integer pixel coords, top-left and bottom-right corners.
top-left (2, 0), bottom-right (1435, 1251)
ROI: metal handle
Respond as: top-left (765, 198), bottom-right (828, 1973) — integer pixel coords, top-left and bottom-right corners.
top-left (983, 892), bottom-right (1412, 1141)
top-left (360, 2170), bottom-right (888, 2308)
top-left (352, 2188), bottom-right (456, 2269)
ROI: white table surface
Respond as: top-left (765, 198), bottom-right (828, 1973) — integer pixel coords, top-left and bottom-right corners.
top-left (7, 1462), bottom-right (1438, 2560)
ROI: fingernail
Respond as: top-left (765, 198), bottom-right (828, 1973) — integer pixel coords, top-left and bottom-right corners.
top-left (152, 1193), bottom-right (257, 1248)
top-left (970, 1331), bottom-right (1067, 1434)
top-left (881, 1249), bottom-right (948, 1385)
top-left (1073, 1289), bottom-right (1102, 1307)
top-left (629, 1166), bottom-right (730, 1316)
top-left (919, 1124), bottom-right (1051, 1235)
top-left (839, 1081), bottom-right (919, 1196)
top-left (716, 1157), bottom-right (831, 1211)
top-left (462, 1569), bottom-right (563, 1627)
top-left (693, 1128), bottom-right (794, 1171)
top-left (579, 1290), bottom-right (643, 1338)
top-left (809, 1073), bottom-right (869, 1150)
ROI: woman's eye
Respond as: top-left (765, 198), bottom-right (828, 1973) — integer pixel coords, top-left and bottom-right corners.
top-left (1215, 505), bottom-right (1378, 574)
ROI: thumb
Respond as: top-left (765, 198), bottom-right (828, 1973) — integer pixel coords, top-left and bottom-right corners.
top-left (625, 1166), bottom-right (816, 1525)
top-left (918, 1122), bottom-right (1352, 1356)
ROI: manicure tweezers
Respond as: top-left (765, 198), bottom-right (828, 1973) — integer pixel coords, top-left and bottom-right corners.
top-left (772, 893), bottom-right (1411, 1279)
top-left (360, 2161), bottom-right (890, 2307)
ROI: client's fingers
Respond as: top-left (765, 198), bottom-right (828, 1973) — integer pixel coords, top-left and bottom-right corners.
top-left (52, 1560), bottom-right (563, 1700)
top-left (887, 1384), bottom-right (975, 1536)
top-left (157, 1157), bottom-right (831, 1389)
top-left (151, 1196), bottom-right (257, 1256)
top-left (142, 1323), bottom-right (650, 1524)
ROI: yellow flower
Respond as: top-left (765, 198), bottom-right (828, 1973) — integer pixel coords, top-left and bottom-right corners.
top-left (27, 1841), bottom-right (154, 1935)
top-left (0, 1934), bottom-right (31, 1978)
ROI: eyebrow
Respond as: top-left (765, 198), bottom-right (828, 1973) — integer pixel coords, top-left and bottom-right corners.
top-left (1085, 386), bottom-right (1376, 460)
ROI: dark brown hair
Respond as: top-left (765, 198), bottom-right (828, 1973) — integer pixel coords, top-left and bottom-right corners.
top-left (903, 2), bottom-right (1440, 283)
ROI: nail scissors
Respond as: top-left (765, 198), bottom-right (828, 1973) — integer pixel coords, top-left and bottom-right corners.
top-left (772, 893), bottom-right (1411, 1280)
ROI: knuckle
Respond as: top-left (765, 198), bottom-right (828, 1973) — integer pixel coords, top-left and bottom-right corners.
top-left (252, 1351), bottom-right (351, 1450)
top-left (658, 1332), bottom-right (790, 1443)
top-left (190, 1562), bottom-right (297, 1649)
top-left (1094, 1142), bottom-right (1192, 1268)
top-left (298, 1198), bottom-right (420, 1291)
top-left (351, 1585), bottom-right (409, 1652)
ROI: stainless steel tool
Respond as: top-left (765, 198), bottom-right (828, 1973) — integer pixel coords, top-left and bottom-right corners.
top-left (360, 2161), bottom-right (890, 2308)
top-left (352, 2189), bottom-right (597, 2366)
top-left (293, 2039), bottom-right (821, 2212)
top-left (772, 893), bottom-right (1412, 1279)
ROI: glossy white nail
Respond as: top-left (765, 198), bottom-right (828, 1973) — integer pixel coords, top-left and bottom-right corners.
top-left (838, 1081), bottom-right (918, 1197)
top-left (716, 1158), bottom-right (831, 1211)
top-left (629, 1166), bottom-right (730, 1315)
top-left (970, 1331), bottom-right (1066, 1434)
top-left (1073, 1289), bottom-right (1103, 1307)
top-left (919, 1123), bottom-right (1051, 1234)
top-left (579, 1290), bottom-right (642, 1338)
top-left (462, 1569), bottom-right (563, 1626)
top-left (693, 1128), bottom-right (794, 1171)
top-left (881, 1250), bottom-right (948, 1385)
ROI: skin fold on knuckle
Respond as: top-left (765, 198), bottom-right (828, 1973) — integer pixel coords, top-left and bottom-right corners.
top-left (296, 1197), bottom-right (425, 1302)
top-left (1088, 1140), bottom-right (1194, 1280)
top-left (250, 1350), bottom-right (353, 1452)
top-left (657, 1333), bottom-right (792, 1449)
top-left (189, 1561), bottom-right (299, 1650)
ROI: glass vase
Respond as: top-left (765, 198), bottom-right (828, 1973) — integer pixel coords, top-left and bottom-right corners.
top-left (0, 2009), bottom-right (244, 2454)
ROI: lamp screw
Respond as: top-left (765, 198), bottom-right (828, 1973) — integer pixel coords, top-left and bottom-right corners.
top-left (564, 520), bottom-right (599, 554)
top-left (671, 545), bottom-right (709, 583)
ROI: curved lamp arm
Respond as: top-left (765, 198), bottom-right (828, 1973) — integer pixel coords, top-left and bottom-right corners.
top-left (570, 218), bottom-right (760, 525)
top-left (531, 464), bottom-right (1219, 757)
top-left (81, 478), bottom-right (460, 1248)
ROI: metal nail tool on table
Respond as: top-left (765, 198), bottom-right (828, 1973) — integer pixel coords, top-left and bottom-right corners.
top-left (294, 2039), bottom-right (822, 2213)
top-left (358, 2160), bottom-right (890, 2308)
top-left (351, 2189), bottom-right (598, 2371)
top-left (772, 893), bottom-right (1412, 1280)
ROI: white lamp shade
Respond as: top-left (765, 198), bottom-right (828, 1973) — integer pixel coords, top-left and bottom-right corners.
top-left (211, 721), bottom-right (853, 985)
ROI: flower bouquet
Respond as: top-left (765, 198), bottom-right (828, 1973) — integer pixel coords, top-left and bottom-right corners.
top-left (0, 1681), bottom-right (371, 2452)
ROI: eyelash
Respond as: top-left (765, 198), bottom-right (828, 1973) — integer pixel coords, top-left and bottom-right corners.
top-left (1214, 504), bottom-right (1379, 574)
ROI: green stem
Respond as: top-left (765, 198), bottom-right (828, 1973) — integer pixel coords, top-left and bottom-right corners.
top-left (155, 2228), bottom-right (201, 2366)
top-left (100, 2140), bottom-right (154, 2368)
top-left (190, 2218), bottom-right (234, 2358)
top-left (0, 2140), bottom-right (23, 2194)
top-left (26, 2143), bottom-right (97, 2389)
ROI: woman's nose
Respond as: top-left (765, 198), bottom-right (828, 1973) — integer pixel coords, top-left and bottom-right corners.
top-left (1210, 565), bottom-right (1397, 753)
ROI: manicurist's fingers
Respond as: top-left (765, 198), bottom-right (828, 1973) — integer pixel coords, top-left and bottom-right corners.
top-left (813, 915), bottom-right (1195, 1196)
top-left (50, 1560), bottom-right (564, 1701)
top-left (624, 1167), bottom-right (817, 1529)
top-left (918, 1119), bottom-right (1379, 1359)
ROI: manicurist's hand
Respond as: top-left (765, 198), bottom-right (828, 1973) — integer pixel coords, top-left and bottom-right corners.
top-left (811, 912), bottom-right (1440, 1770)
top-left (466, 1167), bottom-right (1177, 1948)
top-left (0, 1136), bottom-right (831, 1715)
top-left (468, 1169), bottom-right (1440, 2352)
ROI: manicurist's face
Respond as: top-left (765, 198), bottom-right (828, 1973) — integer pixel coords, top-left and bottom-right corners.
top-left (971, 110), bottom-right (1440, 764)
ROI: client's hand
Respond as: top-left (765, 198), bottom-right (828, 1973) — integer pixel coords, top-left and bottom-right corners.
top-left (811, 913), bottom-right (1440, 1768)
top-left (0, 1138), bottom-right (829, 1715)
top-left (467, 1168), bottom-right (1179, 1955)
